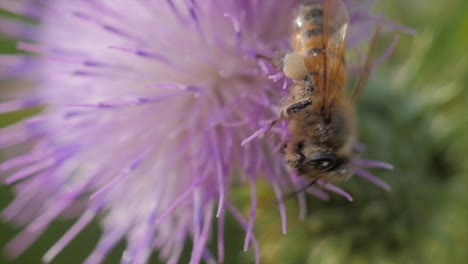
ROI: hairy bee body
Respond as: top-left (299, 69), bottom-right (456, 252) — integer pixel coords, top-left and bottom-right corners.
top-left (281, 1), bottom-right (356, 182)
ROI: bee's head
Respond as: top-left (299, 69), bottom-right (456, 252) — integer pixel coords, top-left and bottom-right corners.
top-left (283, 140), bottom-right (354, 181)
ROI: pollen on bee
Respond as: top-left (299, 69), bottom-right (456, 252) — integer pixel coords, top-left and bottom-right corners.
top-left (282, 51), bottom-right (308, 81)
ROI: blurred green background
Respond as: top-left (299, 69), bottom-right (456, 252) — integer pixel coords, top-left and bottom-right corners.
top-left (1, 0), bottom-right (467, 263)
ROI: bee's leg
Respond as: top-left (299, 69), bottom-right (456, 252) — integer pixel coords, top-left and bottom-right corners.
top-left (264, 116), bottom-right (282, 137)
top-left (283, 99), bottom-right (313, 117)
top-left (267, 118), bottom-right (278, 130)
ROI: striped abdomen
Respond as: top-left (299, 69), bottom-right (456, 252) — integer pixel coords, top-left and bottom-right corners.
top-left (292, 2), bottom-right (346, 94)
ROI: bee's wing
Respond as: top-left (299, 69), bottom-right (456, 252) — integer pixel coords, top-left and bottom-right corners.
top-left (323, 0), bottom-right (349, 107)
top-left (351, 26), bottom-right (382, 102)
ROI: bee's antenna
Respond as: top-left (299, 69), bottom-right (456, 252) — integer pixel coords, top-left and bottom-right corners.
top-left (277, 179), bottom-right (318, 205)
top-left (352, 26), bottom-right (382, 102)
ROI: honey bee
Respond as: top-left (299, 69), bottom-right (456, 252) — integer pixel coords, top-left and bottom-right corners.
top-left (280, 0), bottom-right (380, 184)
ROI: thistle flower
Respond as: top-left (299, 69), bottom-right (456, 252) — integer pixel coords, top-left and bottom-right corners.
top-left (0, 1), bottom-right (400, 263)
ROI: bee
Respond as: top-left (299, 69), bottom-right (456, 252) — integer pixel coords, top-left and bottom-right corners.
top-left (280, 0), bottom-right (380, 184)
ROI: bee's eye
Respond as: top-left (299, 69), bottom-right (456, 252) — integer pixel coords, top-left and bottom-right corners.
top-left (318, 158), bottom-right (332, 168)
top-left (311, 153), bottom-right (340, 171)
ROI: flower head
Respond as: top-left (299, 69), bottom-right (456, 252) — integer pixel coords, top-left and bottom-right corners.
top-left (0, 1), bottom-right (401, 263)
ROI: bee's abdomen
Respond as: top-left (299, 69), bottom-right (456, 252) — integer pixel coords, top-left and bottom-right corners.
top-left (295, 2), bottom-right (323, 28)
top-left (293, 3), bottom-right (323, 50)
top-left (292, 2), bottom-right (325, 81)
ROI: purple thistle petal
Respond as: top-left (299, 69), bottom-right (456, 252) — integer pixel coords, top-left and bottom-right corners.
top-left (202, 249), bottom-right (217, 264)
top-left (43, 208), bottom-right (98, 263)
top-left (271, 180), bottom-right (287, 234)
top-left (83, 229), bottom-right (124, 264)
top-left (244, 177), bottom-right (257, 251)
top-left (108, 46), bottom-right (171, 64)
top-left (353, 142), bottom-right (367, 152)
top-left (5, 147), bottom-right (76, 184)
top-left (67, 92), bottom-right (187, 109)
top-left (89, 146), bottom-right (150, 200)
top-left (0, 149), bottom-right (52, 172)
top-left (354, 168), bottom-right (392, 191)
top-left (355, 159), bottom-right (394, 170)
top-left (306, 187), bottom-right (331, 201)
top-left (224, 13), bottom-right (242, 46)
top-left (166, 218), bottom-right (189, 264)
top-left (287, 172), bottom-right (308, 219)
top-left (256, 59), bottom-right (270, 75)
top-left (320, 181), bottom-right (354, 202)
top-left (2, 176), bottom-right (50, 221)
top-left (0, 98), bottom-right (41, 113)
top-left (0, 124), bottom-right (33, 149)
top-left (0, 17), bottom-right (34, 39)
top-left (189, 202), bottom-right (214, 264)
top-left (371, 35), bottom-right (399, 70)
top-left (4, 222), bottom-right (47, 259)
top-left (227, 203), bottom-right (260, 264)
top-left (208, 132), bottom-right (226, 218)
top-left (192, 189), bottom-right (202, 263)
top-left (268, 71), bottom-right (285, 82)
top-left (217, 208), bottom-right (225, 262)
top-left (0, 0), bottom-right (43, 19)
top-left (241, 124), bottom-right (271, 146)
top-left (0, 55), bottom-right (35, 79)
